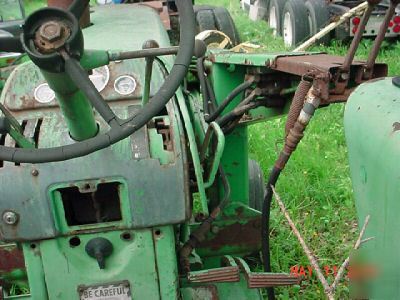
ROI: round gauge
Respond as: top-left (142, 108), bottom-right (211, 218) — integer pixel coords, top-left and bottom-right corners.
top-left (34, 83), bottom-right (55, 104)
top-left (89, 65), bottom-right (110, 93)
top-left (114, 75), bottom-right (137, 95)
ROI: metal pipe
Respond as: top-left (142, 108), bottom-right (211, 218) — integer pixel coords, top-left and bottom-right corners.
top-left (363, 0), bottom-right (400, 79)
top-left (108, 47), bottom-right (179, 61)
top-left (341, 2), bottom-right (376, 73)
top-left (141, 40), bottom-right (159, 106)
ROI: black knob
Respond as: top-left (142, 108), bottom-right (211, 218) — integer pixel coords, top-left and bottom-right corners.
top-left (85, 237), bottom-right (113, 269)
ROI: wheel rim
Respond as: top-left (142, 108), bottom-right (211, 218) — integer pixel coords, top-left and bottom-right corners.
top-left (269, 6), bottom-right (278, 36)
top-left (283, 11), bottom-right (293, 47)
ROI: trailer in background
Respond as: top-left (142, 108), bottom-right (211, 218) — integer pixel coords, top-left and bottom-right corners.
top-left (241, 0), bottom-right (400, 46)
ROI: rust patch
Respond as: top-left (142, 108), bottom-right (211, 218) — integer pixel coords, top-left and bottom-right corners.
top-left (392, 122), bottom-right (400, 132)
top-left (197, 217), bottom-right (261, 252)
top-left (0, 244), bottom-right (25, 273)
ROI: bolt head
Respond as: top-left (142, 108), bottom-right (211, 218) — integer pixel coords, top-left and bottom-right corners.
top-left (2, 211), bottom-right (18, 225)
top-left (39, 21), bottom-right (63, 43)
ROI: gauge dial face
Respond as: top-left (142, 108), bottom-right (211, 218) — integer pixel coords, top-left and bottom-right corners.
top-left (114, 75), bottom-right (137, 95)
top-left (34, 83), bottom-right (55, 104)
top-left (33, 66), bottom-right (110, 104)
top-left (90, 65), bottom-right (110, 93)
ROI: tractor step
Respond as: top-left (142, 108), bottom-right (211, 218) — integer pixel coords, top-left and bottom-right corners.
top-left (235, 257), bottom-right (302, 288)
top-left (188, 266), bottom-right (240, 283)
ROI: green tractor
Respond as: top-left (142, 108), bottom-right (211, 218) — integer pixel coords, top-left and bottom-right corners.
top-left (0, 0), bottom-right (397, 299)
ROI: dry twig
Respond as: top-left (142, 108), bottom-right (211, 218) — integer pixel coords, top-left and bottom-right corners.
top-left (271, 186), bottom-right (371, 300)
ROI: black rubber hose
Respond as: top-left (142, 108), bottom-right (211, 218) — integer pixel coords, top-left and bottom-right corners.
top-left (262, 166), bottom-right (282, 300)
top-left (205, 76), bottom-right (217, 111)
top-left (0, 0), bottom-right (195, 163)
top-left (205, 80), bottom-right (254, 123)
top-left (197, 57), bottom-right (210, 116)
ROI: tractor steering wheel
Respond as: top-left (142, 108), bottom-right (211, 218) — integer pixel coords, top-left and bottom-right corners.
top-left (0, 0), bottom-right (195, 163)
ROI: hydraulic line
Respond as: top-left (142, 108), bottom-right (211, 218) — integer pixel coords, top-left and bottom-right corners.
top-left (197, 57), bottom-right (210, 117)
top-left (216, 88), bottom-right (260, 128)
top-left (285, 78), bottom-right (312, 136)
top-left (205, 79), bottom-right (255, 123)
top-left (262, 84), bottom-right (321, 300)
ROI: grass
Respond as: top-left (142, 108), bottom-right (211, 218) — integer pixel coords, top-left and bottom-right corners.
top-left (197, 0), bottom-right (400, 298)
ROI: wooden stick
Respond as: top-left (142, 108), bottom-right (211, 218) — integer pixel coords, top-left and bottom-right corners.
top-left (271, 186), bottom-right (332, 297)
top-left (293, 1), bottom-right (369, 52)
top-left (271, 186), bottom-right (372, 299)
top-left (329, 215), bottom-right (370, 294)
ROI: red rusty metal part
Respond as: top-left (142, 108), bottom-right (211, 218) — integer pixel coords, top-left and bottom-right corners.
top-left (196, 217), bottom-right (261, 253)
top-left (271, 54), bottom-right (387, 103)
top-left (0, 244), bottom-right (25, 273)
top-left (139, 1), bottom-right (171, 30)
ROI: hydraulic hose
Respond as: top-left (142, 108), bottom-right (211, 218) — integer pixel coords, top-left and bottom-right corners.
top-left (205, 79), bottom-right (254, 123)
top-left (262, 85), bottom-right (321, 300)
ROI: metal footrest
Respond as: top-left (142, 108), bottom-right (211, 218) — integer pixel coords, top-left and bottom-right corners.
top-left (188, 255), bottom-right (240, 283)
top-left (235, 257), bottom-right (302, 288)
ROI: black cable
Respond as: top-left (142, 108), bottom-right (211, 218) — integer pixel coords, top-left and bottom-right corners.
top-left (205, 80), bottom-right (254, 123)
top-left (196, 57), bottom-right (210, 116)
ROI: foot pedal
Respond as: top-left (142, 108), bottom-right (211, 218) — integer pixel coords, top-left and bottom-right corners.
top-left (235, 257), bottom-right (302, 288)
top-left (188, 256), bottom-right (240, 283)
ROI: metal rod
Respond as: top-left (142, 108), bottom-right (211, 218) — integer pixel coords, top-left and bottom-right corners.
top-left (363, 0), bottom-right (399, 79)
top-left (108, 47), bottom-right (179, 61)
top-left (141, 40), bottom-right (159, 106)
top-left (341, 3), bottom-right (375, 73)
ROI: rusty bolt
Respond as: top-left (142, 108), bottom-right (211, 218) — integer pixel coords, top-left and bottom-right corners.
top-left (2, 211), bottom-right (18, 225)
top-left (31, 169), bottom-right (39, 176)
top-left (39, 21), bottom-right (64, 43)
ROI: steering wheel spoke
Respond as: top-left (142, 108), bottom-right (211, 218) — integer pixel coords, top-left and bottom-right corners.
top-left (62, 51), bottom-right (120, 128)
top-left (0, 36), bottom-right (24, 53)
top-left (0, 0), bottom-right (195, 163)
top-left (68, 0), bottom-right (90, 20)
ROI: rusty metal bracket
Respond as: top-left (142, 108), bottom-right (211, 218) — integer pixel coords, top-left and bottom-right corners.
top-left (271, 54), bottom-right (387, 104)
top-left (234, 257), bottom-right (302, 288)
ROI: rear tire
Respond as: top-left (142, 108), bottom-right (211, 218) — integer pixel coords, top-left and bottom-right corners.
top-left (248, 159), bottom-right (265, 212)
top-left (268, 0), bottom-right (286, 36)
top-left (281, 0), bottom-right (310, 47)
top-left (193, 5), bottom-right (241, 46)
top-left (305, 0), bottom-right (330, 45)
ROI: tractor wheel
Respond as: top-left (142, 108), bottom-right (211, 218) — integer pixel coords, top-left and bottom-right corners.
top-left (248, 159), bottom-right (265, 212)
top-left (268, 0), bottom-right (286, 36)
top-left (194, 5), bottom-right (241, 46)
top-left (281, 0), bottom-right (310, 47)
top-left (305, 0), bottom-right (330, 45)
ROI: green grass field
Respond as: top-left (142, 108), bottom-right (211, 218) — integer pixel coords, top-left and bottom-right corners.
top-left (197, 0), bottom-right (400, 298)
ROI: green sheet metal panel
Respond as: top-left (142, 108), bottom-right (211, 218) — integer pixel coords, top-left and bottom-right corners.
top-left (345, 77), bottom-right (400, 299)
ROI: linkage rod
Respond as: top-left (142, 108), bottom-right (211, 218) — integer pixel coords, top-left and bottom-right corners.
top-left (108, 46), bottom-right (179, 61)
top-left (363, 0), bottom-right (400, 79)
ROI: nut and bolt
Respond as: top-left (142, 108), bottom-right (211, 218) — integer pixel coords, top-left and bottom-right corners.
top-left (39, 21), bottom-right (64, 43)
top-left (2, 211), bottom-right (18, 225)
top-left (31, 169), bottom-right (39, 176)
